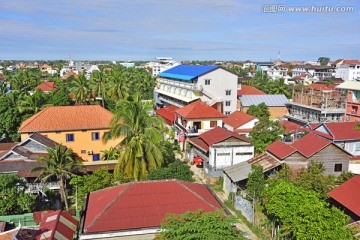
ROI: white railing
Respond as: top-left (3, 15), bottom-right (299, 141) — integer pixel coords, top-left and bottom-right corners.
top-left (158, 78), bottom-right (202, 91)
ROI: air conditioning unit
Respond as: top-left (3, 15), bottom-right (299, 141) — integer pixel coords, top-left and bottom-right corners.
top-left (87, 150), bottom-right (93, 155)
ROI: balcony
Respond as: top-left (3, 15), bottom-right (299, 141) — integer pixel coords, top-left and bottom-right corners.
top-left (158, 78), bottom-right (202, 91)
top-left (26, 181), bottom-right (60, 194)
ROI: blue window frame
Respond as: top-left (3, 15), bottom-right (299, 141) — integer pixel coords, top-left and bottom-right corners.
top-left (66, 133), bottom-right (74, 142)
top-left (93, 154), bottom-right (100, 161)
top-left (92, 132), bottom-right (100, 141)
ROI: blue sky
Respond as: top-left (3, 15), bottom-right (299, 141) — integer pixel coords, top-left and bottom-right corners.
top-left (0, 0), bottom-right (359, 61)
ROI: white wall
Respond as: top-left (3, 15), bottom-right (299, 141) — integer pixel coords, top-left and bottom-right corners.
top-left (198, 68), bottom-right (238, 114)
top-left (208, 145), bottom-right (254, 170)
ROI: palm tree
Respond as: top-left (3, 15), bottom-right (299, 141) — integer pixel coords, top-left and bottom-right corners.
top-left (269, 78), bottom-right (291, 98)
top-left (70, 73), bottom-right (90, 105)
top-left (18, 89), bottom-right (48, 114)
top-left (90, 70), bottom-right (108, 107)
top-left (100, 147), bottom-right (121, 160)
top-left (104, 94), bottom-right (164, 181)
top-left (107, 70), bottom-right (129, 102)
top-left (32, 145), bottom-right (83, 211)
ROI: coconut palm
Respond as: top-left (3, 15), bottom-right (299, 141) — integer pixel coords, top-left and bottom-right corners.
top-left (70, 73), bottom-right (90, 105)
top-left (107, 70), bottom-right (129, 102)
top-left (104, 94), bottom-right (164, 181)
top-left (18, 89), bottom-right (48, 115)
top-left (32, 145), bottom-right (83, 211)
top-left (90, 70), bottom-right (108, 107)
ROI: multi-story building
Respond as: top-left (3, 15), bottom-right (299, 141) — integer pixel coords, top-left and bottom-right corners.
top-left (336, 81), bottom-right (360, 121)
top-left (335, 60), bottom-right (360, 81)
top-left (18, 105), bottom-right (120, 162)
top-left (292, 65), bottom-right (335, 80)
top-left (286, 84), bottom-right (346, 124)
top-left (154, 65), bottom-right (238, 114)
top-left (148, 57), bottom-right (180, 76)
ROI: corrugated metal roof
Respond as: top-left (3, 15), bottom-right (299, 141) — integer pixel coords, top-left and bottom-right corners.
top-left (239, 94), bottom-right (289, 107)
top-left (158, 65), bottom-right (218, 81)
top-left (336, 81), bottom-right (360, 91)
top-left (223, 153), bottom-right (281, 183)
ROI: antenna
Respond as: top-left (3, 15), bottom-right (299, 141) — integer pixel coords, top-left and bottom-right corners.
top-left (277, 50), bottom-right (281, 62)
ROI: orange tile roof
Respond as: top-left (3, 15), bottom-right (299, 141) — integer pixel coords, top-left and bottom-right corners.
top-left (175, 100), bottom-right (226, 119)
top-left (343, 60), bottom-right (360, 65)
top-left (223, 111), bottom-right (257, 129)
top-left (35, 82), bottom-right (59, 92)
top-left (237, 85), bottom-right (266, 95)
top-left (18, 105), bottom-right (114, 133)
top-left (293, 73), bottom-right (308, 79)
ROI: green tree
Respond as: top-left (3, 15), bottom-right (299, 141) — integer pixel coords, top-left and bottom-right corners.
top-left (318, 57), bottom-right (330, 66)
top-left (90, 70), bottom-right (108, 107)
top-left (160, 141), bottom-right (176, 166)
top-left (0, 174), bottom-right (36, 215)
top-left (246, 165), bottom-right (265, 200)
top-left (105, 94), bottom-right (165, 181)
top-left (293, 161), bottom-right (335, 200)
top-left (0, 93), bottom-right (22, 141)
top-left (249, 120), bottom-right (284, 154)
top-left (107, 69), bottom-right (129, 102)
top-left (268, 78), bottom-right (291, 98)
top-left (70, 73), bottom-right (90, 105)
top-left (246, 102), bottom-right (270, 121)
top-left (156, 209), bottom-right (244, 240)
top-left (32, 145), bottom-right (83, 211)
top-left (69, 167), bottom-right (114, 208)
top-left (148, 161), bottom-right (194, 182)
top-left (100, 147), bottom-right (120, 160)
top-left (263, 179), bottom-right (355, 239)
top-left (18, 89), bottom-right (49, 115)
top-left (48, 89), bottom-right (71, 106)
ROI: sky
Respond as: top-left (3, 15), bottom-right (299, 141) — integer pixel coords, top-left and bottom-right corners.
top-left (0, 0), bottom-right (359, 61)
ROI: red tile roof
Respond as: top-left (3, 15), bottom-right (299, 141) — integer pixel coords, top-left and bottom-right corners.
top-left (83, 180), bottom-right (223, 234)
top-left (266, 141), bottom-right (296, 159)
top-left (291, 133), bottom-right (331, 157)
top-left (155, 106), bottom-right (179, 123)
top-left (343, 60), bottom-right (360, 65)
top-left (199, 126), bottom-right (251, 146)
top-left (328, 176), bottom-right (360, 217)
top-left (279, 120), bottom-right (302, 134)
top-left (322, 122), bottom-right (360, 141)
top-left (223, 111), bottom-right (257, 129)
top-left (36, 210), bottom-right (78, 240)
top-left (308, 123), bottom-right (321, 129)
top-left (18, 105), bottom-right (114, 132)
top-left (35, 82), bottom-right (59, 92)
top-left (175, 100), bottom-right (226, 119)
top-left (307, 83), bottom-right (336, 91)
top-left (293, 73), bottom-right (308, 79)
top-left (237, 85), bottom-right (265, 96)
top-left (187, 137), bottom-right (209, 152)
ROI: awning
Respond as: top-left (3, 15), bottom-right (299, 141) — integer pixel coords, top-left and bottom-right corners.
top-left (194, 157), bottom-right (204, 164)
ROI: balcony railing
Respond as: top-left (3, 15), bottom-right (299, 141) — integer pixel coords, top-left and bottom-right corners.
top-left (158, 78), bottom-right (202, 91)
top-left (26, 181), bottom-right (60, 194)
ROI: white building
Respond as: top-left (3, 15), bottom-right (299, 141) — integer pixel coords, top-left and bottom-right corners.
top-left (154, 65), bottom-right (238, 114)
top-left (292, 65), bottom-right (335, 80)
top-left (188, 126), bottom-right (254, 177)
top-left (148, 57), bottom-right (180, 76)
top-left (335, 62), bottom-right (360, 81)
top-left (223, 111), bottom-right (259, 136)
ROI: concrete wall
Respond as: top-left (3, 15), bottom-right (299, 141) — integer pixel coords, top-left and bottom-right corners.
top-left (21, 130), bottom-right (121, 162)
top-left (198, 68), bottom-right (238, 114)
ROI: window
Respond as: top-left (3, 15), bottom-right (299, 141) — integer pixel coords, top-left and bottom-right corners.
top-left (225, 101), bottom-right (231, 106)
top-left (81, 150), bottom-right (86, 154)
top-left (66, 133), bottom-right (74, 142)
top-left (82, 129), bottom-right (87, 132)
top-left (334, 164), bottom-right (342, 172)
top-left (225, 111), bottom-right (231, 116)
top-left (56, 131), bottom-right (61, 134)
top-left (225, 90), bottom-right (231, 96)
top-left (210, 121), bottom-right (217, 128)
top-left (92, 132), bottom-right (100, 141)
top-left (205, 79), bottom-right (211, 85)
top-left (93, 154), bottom-right (100, 161)
top-left (236, 152), bottom-right (253, 156)
top-left (355, 142), bottom-right (360, 151)
top-left (217, 153), bottom-right (231, 156)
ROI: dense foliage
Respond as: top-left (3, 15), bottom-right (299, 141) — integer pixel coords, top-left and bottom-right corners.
top-left (156, 209), bottom-right (244, 240)
top-left (246, 102), bottom-right (270, 121)
top-left (249, 120), bottom-right (284, 154)
top-left (0, 174), bottom-right (36, 215)
top-left (148, 161), bottom-right (194, 182)
top-left (69, 167), bottom-right (115, 208)
top-left (246, 165), bottom-right (265, 200)
top-left (263, 179), bottom-right (355, 239)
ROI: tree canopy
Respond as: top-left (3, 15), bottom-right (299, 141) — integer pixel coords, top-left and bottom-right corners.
top-left (246, 102), bottom-right (270, 121)
top-left (249, 120), bottom-right (284, 154)
top-left (0, 174), bottom-right (36, 215)
top-left (148, 160), bottom-right (194, 182)
top-left (156, 209), bottom-right (245, 240)
top-left (246, 165), bottom-right (265, 200)
top-left (263, 179), bottom-right (355, 239)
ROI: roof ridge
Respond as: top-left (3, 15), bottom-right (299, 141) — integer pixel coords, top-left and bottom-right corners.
top-left (176, 180), bottom-right (220, 210)
top-left (18, 107), bottom-right (50, 131)
top-left (85, 182), bottom-right (133, 232)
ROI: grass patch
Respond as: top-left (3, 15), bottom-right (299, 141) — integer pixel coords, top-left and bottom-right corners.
top-left (211, 177), bottom-right (224, 192)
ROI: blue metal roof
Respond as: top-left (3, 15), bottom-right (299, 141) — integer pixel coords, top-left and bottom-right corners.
top-left (158, 65), bottom-right (219, 81)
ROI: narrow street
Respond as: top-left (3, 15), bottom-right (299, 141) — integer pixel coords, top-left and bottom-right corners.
top-left (188, 161), bottom-right (260, 240)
